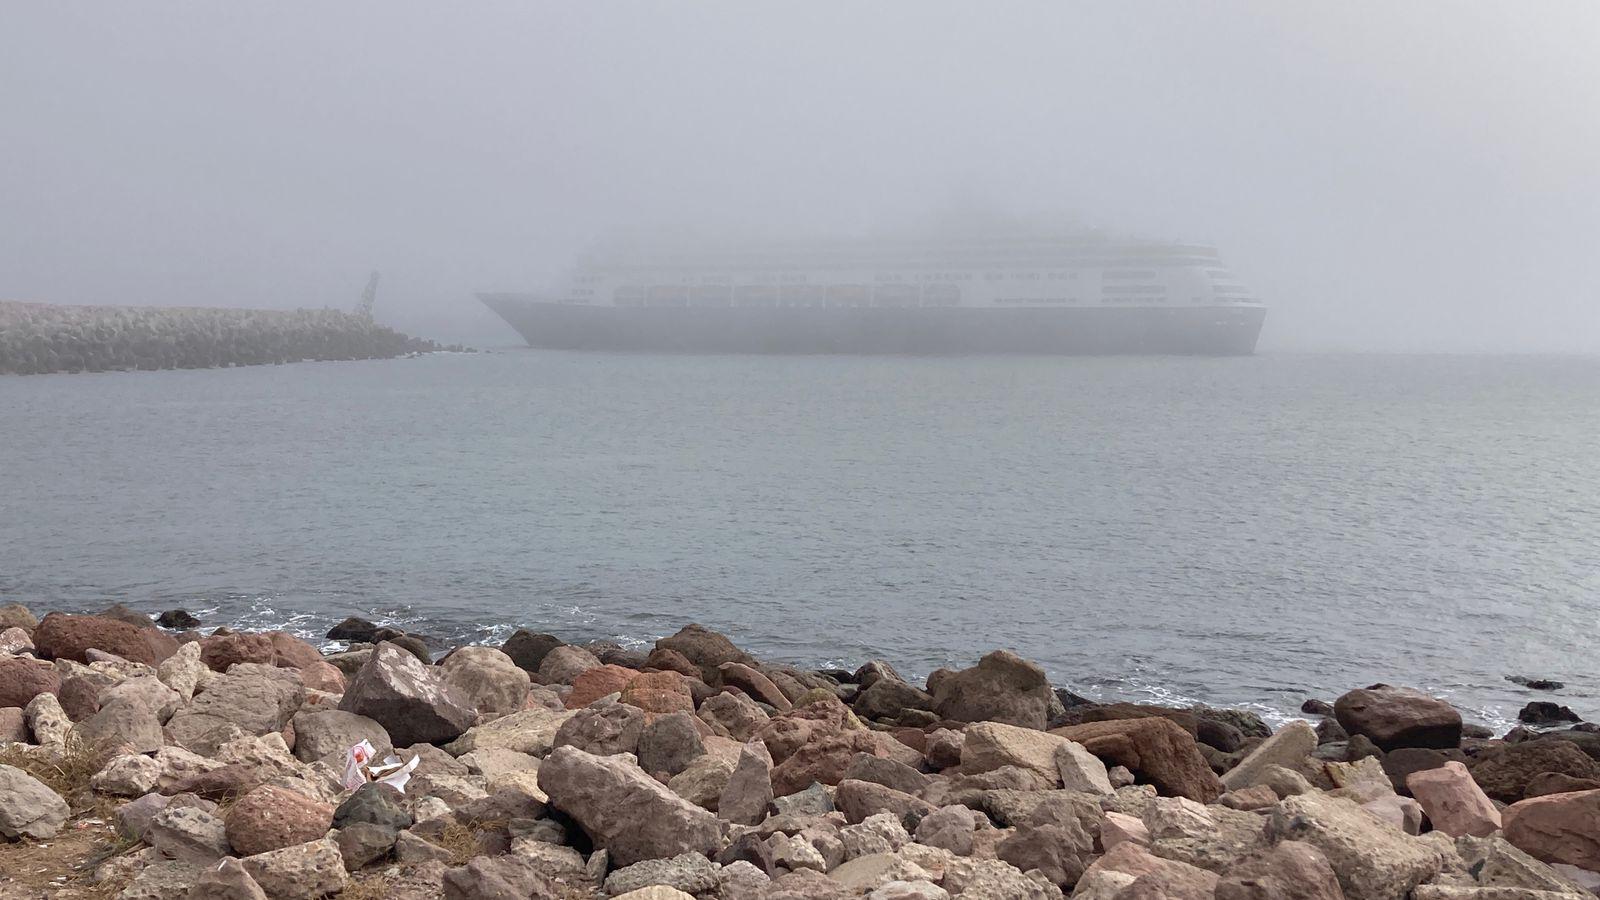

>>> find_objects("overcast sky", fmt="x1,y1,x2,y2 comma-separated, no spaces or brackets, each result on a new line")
3,2,1596,351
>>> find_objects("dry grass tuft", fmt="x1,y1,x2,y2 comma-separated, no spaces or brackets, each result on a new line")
0,733,114,806
431,818,502,866
339,872,396,900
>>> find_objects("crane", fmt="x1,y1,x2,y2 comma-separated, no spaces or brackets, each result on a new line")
357,271,380,321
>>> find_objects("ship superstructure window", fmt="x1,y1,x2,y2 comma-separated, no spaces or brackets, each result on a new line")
1102,284,1167,295
647,285,689,307
690,284,732,307
1103,270,1159,280
735,285,777,307
922,284,961,306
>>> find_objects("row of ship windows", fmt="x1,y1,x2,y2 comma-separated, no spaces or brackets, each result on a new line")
576,268,1195,287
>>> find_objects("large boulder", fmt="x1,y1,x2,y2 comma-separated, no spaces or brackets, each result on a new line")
289,708,393,763
621,670,697,715
1220,720,1317,792
655,624,752,684
33,612,178,665
538,745,724,867
537,644,603,686
552,700,646,756
438,646,530,718
961,721,1086,788
853,678,935,722
1214,841,1345,900
238,836,348,900
1501,788,1600,871
500,630,565,674
338,642,476,747
718,663,792,712
200,632,278,671
0,764,69,839
0,604,38,632
1333,685,1462,752
165,664,305,750
444,706,573,756
1052,717,1222,802
1468,739,1600,804
564,664,640,709
0,657,59,708
931,650,1053,730
225,785,335,856
1406,761,1501,837
1266,791,1441,900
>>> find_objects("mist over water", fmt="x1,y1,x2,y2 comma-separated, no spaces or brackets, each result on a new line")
3,3,1598,352
4,351,1596,728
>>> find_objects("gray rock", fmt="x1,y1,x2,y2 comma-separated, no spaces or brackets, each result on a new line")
915,804,977,855
334,822,399,870
439,646,531,718
1267,791,1441,900
637,711,706,776
239,837,349,900
290,708,393,763
540,745,725,867
1220,720,1318,792
184,856,268,900
719,740,775,825
603,852,720,896
147,804,231,862
0,763,69,839
338,643,476,747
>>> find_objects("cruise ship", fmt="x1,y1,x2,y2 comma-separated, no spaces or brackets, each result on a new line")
480,231,1266,355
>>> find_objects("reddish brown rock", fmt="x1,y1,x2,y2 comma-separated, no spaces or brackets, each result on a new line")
771,730,885,797
1052,716,1222,802
644,647,700,678
1501,788,1600,871
32,612,178,665
1333,684,1462,752
1406,760,1501,837
300,661,346,694
224,784,335,856
266,632,326,670
931,650,1054,731
1468,739,1600,804
654,624,753,684
620,670,696,715
200,632,278,671
564,664,640,709
1214,841,1344,900
0,658,59,708
719,663,792,712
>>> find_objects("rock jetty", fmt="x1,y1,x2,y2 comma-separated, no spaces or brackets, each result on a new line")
1,604,1598,899
0,301,450,375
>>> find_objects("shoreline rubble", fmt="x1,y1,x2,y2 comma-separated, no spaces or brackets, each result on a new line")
0,602,1597,899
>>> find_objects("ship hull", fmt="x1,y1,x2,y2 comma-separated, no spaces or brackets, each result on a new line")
481,296,1265,356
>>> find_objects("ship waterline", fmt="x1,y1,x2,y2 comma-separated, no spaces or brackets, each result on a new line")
481,233,1267,355
481,297,1266,355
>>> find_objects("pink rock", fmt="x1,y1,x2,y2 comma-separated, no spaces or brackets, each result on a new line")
1502,788,1600,871
1101,811,1150,850
1407,760,1502,837
718,663,792,712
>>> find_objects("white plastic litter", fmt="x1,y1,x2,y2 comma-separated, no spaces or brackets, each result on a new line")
342,740,420,792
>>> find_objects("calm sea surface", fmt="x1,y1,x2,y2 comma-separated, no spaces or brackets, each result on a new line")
3,350,1597,728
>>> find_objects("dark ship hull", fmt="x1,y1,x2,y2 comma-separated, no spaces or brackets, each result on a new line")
481,295,1265,356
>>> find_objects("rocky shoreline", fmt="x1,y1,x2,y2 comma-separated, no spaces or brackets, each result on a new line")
2,602,1598,899
0,301,462,375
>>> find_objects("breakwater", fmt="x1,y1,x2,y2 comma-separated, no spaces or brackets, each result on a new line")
0,301,447,375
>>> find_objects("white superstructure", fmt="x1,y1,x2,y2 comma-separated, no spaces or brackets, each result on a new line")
550,233,1264,312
